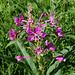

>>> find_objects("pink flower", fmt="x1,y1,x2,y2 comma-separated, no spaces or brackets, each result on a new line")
49,11,58,27
55,27,66,37
36,23,47,27
14,13,27,26
39,13,47,23
44,40,56,53
34,47,43,54
27,27,46,42
44,56,66,63
16,56,37,61
16,56,23,61
56,56,66,62
40,12,58,27
35,13,47,27
9,27,20,40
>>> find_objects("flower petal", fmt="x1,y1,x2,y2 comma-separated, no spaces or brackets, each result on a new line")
56,27,62,33
58,33,64,37
16,56,23,61
34,27,42,33
39,32,46,38
27,35,34,42
56,56,65,62
26,28,33,34
9,31,15,36
10,36,15,40
39,13,47,22
14,17,20,22
20,13,24,20
45,40,48,46
50,47,56,51
41,24,47,27
16,22,21,26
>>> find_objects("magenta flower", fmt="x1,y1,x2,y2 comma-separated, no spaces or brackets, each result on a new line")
23,25,28,29
27,27,46,42
16,56,37,61
39,13,47,23
50,11,56,23
34,47,43,54
35,13,47,27
40,11,58,27
56,56,66,62
44,40,56,53
16,56,23,61
36,23,47,27
44,56,66,63
14,13,27,26
56,27,62,33
55,27,65,37
49,11,58,27
9,27,20,40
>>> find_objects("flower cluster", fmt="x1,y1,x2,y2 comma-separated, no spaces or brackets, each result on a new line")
9,27,20,40
9,7,66,63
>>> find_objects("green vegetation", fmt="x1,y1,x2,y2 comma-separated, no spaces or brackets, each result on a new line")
0,0,75,75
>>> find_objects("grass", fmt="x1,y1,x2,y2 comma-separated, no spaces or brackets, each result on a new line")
0,0,75,75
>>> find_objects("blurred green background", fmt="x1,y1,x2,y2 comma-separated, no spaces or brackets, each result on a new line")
0,0,75,75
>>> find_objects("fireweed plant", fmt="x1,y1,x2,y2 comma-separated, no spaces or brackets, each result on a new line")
9,7,66,74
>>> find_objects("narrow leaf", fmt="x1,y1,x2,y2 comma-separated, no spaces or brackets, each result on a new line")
5,40,16,48
0,54,31,71
66,35,75,39
46,61,60,75
47,49,75,75
16,40,39,75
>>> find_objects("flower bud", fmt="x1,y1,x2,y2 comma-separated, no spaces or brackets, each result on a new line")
16,56,23,61
56,56,66,62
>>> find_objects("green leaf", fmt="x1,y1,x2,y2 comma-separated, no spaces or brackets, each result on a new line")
67,10,75,14
0,54,31,71
49,49,75,75
66,35,75,39
47,49,74,75
46,46,75,75
16,40,39,75
5,40,16,48
54,69,62,75
46,61,60,75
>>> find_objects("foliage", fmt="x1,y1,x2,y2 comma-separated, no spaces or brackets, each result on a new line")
0,0,75,75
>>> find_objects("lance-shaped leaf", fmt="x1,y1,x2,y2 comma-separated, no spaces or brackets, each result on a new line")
0,54,31,72
16,40,39,75
46,48,75,75
5,40,16,48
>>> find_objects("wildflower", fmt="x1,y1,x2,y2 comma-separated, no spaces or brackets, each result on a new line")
14,13,27,26
27,27,46,42
16,56,23,61
35,13,47,27
34,47,43,54
41,12,58,27
9,27,20,40
55,27,66,37
44,56,66,63
16,56,37,61
39,13,47,23
56,56,66,62
49,11,58,27
44,40,56,53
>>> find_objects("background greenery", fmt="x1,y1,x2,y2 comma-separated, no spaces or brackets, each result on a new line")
0,0,75,75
